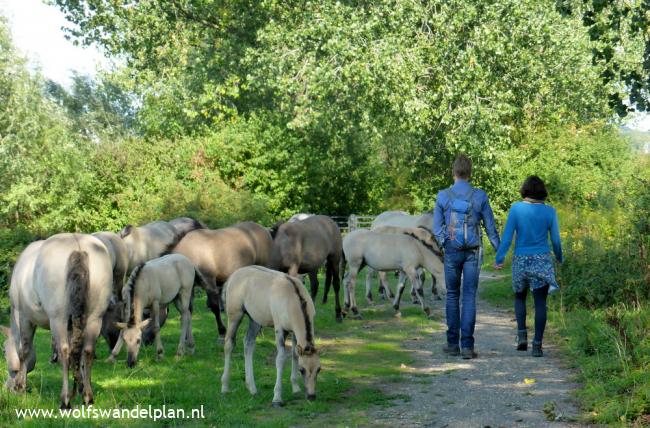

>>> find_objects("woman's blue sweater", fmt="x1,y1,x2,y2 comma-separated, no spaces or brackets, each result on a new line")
495,201,563,265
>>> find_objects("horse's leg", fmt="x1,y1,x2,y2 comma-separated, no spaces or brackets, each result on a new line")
221,309,245,393
365,267,375,303
207,281,226,336
290,334,301,394
272,329,288,407
50,318,70,409
323,264,333,304
107,330,124,362
244,320,262,395
288,264,299,278
347,267,362,319
392,271,408,312
152,301,163,360
379,271,394,299
408,268,431,318
174,298,187,358
50,335,58,364
81,317,102,405
308,271,319,301
16,315,36,394
332,257,343,322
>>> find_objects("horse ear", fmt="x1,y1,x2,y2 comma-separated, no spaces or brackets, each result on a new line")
120,225,133,238
114,322,127,330
295,344,304,356
138,319,151,330
0,325,10,337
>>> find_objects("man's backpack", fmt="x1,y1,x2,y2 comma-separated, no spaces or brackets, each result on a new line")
445,188,481,250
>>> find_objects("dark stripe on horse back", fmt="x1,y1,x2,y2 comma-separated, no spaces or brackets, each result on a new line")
126,263,145,326
403,232,444,259
286,275,314,346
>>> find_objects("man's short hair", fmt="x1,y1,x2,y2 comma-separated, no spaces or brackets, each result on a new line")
452,154,472,179
520,175,548,200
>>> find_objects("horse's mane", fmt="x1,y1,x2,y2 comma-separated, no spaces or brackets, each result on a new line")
286,275,316,354
269,221,286,239
403,230,444,260
124,263,145,326
119,225,134,238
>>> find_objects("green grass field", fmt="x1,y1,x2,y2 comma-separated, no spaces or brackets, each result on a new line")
0,274,442,427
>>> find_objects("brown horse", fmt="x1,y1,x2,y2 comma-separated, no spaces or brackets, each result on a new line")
172,221,273,335
269,215,343,322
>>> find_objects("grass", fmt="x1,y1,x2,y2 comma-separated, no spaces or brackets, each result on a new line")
0,273,442,427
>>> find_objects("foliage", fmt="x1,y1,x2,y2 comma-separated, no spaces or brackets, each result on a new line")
556,0,650,116
52,0,623,214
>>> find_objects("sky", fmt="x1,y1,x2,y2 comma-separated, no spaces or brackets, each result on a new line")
1,0,650,131
0,0,109,88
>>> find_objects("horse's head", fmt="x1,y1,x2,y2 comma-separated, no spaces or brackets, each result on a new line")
115,319,151,368
295,344,321,400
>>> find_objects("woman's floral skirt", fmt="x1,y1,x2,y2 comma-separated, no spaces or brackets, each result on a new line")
512,253,559,294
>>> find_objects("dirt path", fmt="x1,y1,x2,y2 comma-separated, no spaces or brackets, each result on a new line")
368,275,582,427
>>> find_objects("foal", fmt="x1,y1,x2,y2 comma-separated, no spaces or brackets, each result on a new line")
108,254,196,367
221,266,321,406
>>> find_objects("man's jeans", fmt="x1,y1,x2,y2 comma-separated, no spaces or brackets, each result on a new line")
444,248,481,350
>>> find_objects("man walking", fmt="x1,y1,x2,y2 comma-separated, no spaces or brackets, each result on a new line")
433,155,500,359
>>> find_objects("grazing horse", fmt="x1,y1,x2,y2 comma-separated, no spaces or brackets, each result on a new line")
269,215,343,322
221,266,321,406
49,231,129,363
168,217,206,236
172,221,273,335
108,254,199,367
2,234,112,408
342,227,444,318
368,210,437,301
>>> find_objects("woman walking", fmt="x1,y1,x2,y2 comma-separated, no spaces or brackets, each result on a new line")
494,176,563,357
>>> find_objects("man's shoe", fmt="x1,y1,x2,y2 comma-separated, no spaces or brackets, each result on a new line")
442,344,460,356
461,348,478,359
532,342,543,357
517,330,528,351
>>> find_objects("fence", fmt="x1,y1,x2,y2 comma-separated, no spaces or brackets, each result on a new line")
329,215,376,234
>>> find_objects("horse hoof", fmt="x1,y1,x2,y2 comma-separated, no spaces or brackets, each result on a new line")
352,313,363,320
394,311,402,318
392,304,400,311
272,401,284,408
60,401,71,410
50,355,58,364
85,397,94,406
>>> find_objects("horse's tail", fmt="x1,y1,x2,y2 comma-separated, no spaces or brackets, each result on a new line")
67,250,89,386
123,263,145,324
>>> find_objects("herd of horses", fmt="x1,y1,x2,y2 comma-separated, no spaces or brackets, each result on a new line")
1,211,445,408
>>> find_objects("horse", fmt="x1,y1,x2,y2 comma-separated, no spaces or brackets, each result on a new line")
108,254,200,367
120,220,180,272
341,227,444,318
288,213,314,222
172,221,273,335
168,216,207,236
221,266,321,407
269,215,343,322
367,210,438,301
365,225,447,303
2,233,113,408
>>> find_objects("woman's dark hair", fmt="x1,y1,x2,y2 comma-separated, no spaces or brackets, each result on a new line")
520,175,548,200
